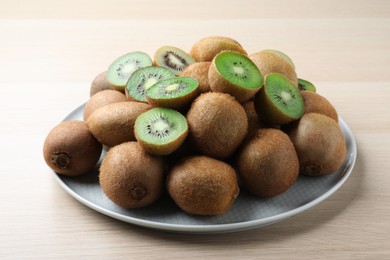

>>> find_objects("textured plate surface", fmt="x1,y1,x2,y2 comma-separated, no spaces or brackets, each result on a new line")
51,103,357,234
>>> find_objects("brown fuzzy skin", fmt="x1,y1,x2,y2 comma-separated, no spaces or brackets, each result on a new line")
288,113,347,176
190,36,247,62
83,90,127,120
237,128,299,197
301,91,338,122
43,120,102,176
99,142,164,208
180,62,211,93
250,50,298,86
90,71,115,96
254,78,304,126
86,101,151,147
209,51,262,103
186,92,248,160
167,156,239,216
242,100,266,141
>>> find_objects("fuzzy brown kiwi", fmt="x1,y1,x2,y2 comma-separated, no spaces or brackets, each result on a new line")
180,62,211,93
236,128,299,197
167,156,239,216
250,50,298,86
287,113,347,176
43,120,102,176
186,92,248,160
83,90,127,120
90,71,115,96
86,101,151,147
301,90,338,122
242,100,267,141
99,141,164,208
190,36,247,62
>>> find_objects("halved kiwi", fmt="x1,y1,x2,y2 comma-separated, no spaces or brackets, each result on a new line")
134,107,188,155
145,77,199,111
154,46,195,75
107,51,152,92
254,73,304,125
125,66,175,102
298,78,317,92
209,51,263,103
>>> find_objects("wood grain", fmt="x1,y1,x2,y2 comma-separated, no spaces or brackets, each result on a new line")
1,0,389,259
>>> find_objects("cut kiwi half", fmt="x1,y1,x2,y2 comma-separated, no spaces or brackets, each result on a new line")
107,51,152,92
154,46,195,75
134,107,188,156
209,51,263,103
254,73,304,125
298,78,317,92
125,66,175,102
145,76,199,110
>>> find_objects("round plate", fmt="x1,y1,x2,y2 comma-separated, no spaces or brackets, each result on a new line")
51,103,357,234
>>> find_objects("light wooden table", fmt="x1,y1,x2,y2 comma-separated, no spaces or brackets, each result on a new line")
1,0,389,259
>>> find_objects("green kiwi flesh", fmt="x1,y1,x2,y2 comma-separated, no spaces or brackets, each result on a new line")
298,78,317,92
134,107,188,155
126,66,175,102
107,51,152,91
154,46,195,75
145,76,199,110
99,141,164,208
43,120,102,176
167,156,239,215
254,73,304,125
209,51,263,103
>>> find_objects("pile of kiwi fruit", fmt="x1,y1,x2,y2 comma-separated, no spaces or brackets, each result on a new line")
43,36,347,216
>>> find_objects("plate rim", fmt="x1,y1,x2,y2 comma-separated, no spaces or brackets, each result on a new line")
50,103,357,234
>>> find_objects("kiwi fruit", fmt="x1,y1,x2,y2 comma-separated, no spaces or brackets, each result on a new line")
298,78,316,92
83,90,127,120
186,92,248,160
254,73,304,125
190,36,247,62
236,128,299,197
209,51,263,103
242,100,266,141
107,51,152,92
250,50,298,86
86,101,151,147
125,66,175,102
287,113,347,176
90,71,115,96
154,46,195,75
145,76,199,111
134,107,188,156
43,120,102,176
167,156,239,215
301,90,338,122
180,62,211,93
99,141,164,208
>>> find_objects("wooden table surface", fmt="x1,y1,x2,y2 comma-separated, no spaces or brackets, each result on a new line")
1,0,389,259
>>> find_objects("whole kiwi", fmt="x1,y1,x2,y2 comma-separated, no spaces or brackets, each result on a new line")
167,156,239,216
99,142,164,208
288,113,347,176
236,128,299,197
43,120,102,176
301,90,338,122
86,101,151,147
190,36,247,62
83,90,127,120
90,71,115,96
249,50,298,86
180,62,211,93
186,92,248,160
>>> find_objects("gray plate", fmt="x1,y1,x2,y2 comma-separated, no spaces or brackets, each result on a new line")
51,103,357,234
